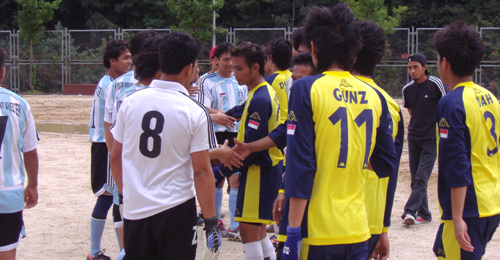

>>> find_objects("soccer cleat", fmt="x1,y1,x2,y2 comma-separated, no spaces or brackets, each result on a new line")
87,249,111,260
218,220,228,237
226,227,242,242
416,216,431,224
403,214,416,225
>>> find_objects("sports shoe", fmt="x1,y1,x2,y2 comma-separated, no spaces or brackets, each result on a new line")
403,214,416,225
416,216,431,224
226,227,242,242
87,250,111,260
218,220,228,237
266,225,275,233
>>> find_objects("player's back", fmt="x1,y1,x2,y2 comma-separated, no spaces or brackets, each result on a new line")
286,71,390,245
437,81,500,220
265,70,291,124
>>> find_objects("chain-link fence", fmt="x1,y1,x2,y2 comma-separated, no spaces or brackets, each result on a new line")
1,27,499,97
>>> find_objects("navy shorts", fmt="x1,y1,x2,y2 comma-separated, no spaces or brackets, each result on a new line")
301,239,369,260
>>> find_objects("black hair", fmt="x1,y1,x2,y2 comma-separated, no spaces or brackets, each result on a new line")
133,35,163,80
214,42,234,59
159,31,201,75
292,27,306,51
433,20,484,77
304,4,362,72
130,30,158,57
102,39,129,69
353,21,386,77
292,52,318,75
267,38,293,70
231,42,266,77
0,47,5,69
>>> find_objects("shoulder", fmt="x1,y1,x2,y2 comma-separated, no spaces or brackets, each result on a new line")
402,80,415,93
428,76,447,94
265,73,278,84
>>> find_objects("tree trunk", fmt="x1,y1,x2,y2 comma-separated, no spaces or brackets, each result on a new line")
29,39,34,91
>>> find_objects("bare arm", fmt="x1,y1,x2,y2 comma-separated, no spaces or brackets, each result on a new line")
192,150,216,219
451,186,474,252
232,136,277,159
23,149,39,209
211,110,236,129
288,197,308,228
104,122,114,151
110,141,123,193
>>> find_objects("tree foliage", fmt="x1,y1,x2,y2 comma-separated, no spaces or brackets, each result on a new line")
341,0,407,34
16,0,61,44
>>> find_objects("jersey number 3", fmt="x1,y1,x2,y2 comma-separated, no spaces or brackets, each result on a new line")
139,111,164,158
329,107,373,169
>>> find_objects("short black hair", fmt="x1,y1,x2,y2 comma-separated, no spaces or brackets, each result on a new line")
214,42,234,59
231,42,266,77
103,39,129,69
133,35,163,80
304,4,362,72
433,20,484,77
159,31,201,75
0,47,5,69
353,21,386,77
292,27,306,51
267,38,293,70
130,30,158,57
292,52,318,75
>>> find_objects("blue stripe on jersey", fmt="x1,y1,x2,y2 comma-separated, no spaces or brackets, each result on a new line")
180,91,218,149
89,75,113,142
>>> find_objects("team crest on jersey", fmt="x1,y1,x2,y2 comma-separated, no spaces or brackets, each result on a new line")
287,124,296,135
248,119,260,130
250,112,261,121
340,79,353,88
439,118,450,128
439,128,449,139
287,111,297,122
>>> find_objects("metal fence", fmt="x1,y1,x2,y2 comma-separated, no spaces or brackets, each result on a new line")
1,27,499,97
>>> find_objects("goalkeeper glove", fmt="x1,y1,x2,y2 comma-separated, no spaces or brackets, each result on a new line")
203,216,222,259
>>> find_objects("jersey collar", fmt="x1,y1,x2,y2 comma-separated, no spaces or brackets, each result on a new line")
453,81,474,90
149,79,189,95
250,81,268,93
322,71,352,78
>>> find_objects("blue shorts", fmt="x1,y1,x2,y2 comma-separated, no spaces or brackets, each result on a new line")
301,239,369,260
433,214,500,259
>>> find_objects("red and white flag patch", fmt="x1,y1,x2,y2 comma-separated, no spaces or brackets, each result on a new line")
220,92,226,97
248,119,260,130
439,128,448,139
287,124,296,135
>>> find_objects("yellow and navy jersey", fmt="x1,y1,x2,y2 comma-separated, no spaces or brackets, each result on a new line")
356,76,404,235
285,71,396,245
265,70,291,124
437,81,500,220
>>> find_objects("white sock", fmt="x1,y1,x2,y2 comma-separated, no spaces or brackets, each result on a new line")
261,236,276,260
243,241,264,260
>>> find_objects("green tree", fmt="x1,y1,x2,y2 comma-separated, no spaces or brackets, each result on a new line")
341,0,407,34
16,0,61,91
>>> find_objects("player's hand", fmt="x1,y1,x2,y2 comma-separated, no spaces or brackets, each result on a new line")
371,232,389,260
24,184,38,209
118,193,124,219
282,226,302,260
273,193,285,224
187,86,200,97
453,218,474,252
212,111,236,129
203,216,222,259
232,138,251,159
218,140,244,170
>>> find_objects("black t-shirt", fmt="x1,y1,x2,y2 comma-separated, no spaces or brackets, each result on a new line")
403,76,447,140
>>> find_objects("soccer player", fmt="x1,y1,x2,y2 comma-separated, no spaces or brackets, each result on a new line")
88,39,131,260
401,52,447,225
289,52,317,96
110,31,221,259
432,20,500,260
0,47,38,260
264,38,292,124
198,42,248,239
215,42,283,260
282,4,396,260
351,20,404,260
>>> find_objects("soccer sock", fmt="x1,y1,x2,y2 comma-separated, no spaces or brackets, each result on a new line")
243,241,264,260
116,249,126,260
215,187,223,220
229,187,239,230
90,195,113,255
261,236,276,260
114,227,122,250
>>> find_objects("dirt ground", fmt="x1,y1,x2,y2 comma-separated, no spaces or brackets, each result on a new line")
14,94,500,259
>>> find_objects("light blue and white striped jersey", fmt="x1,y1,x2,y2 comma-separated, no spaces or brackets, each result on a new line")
112,84,148,124
200,72,247,132
0,88,38,213
89,75,113,142
104,71,138,124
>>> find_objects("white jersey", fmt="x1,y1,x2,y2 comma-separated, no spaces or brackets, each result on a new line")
111,79,217,220
112,84,148,124
0,88,38,213
199,72,247,132
89,75,113,142
104,71,138,124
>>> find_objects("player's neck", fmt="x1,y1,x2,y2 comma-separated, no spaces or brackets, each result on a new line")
416,75,428,84
324,62,344,72
445,75,473,91
247,76,265,90
217,70,232,78
107,68,123,80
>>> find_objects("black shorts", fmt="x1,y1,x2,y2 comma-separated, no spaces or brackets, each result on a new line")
123,198,197,260
91,142,112,195
215,132,237,147
0,211,23,251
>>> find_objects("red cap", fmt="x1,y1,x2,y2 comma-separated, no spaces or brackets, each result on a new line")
210,46,217,58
